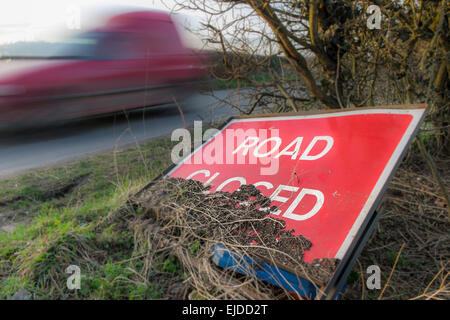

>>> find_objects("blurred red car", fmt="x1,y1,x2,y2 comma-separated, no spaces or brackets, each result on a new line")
0,10,209,129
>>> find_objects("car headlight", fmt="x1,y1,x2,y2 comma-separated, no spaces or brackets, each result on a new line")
0,85,25,96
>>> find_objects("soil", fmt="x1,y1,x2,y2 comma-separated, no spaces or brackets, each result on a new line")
132,177,340,286
0,210,28,232
0,174,90,233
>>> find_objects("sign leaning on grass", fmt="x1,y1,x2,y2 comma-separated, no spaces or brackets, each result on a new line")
164,105,427,299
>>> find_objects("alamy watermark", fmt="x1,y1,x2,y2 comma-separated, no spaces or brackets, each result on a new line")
66,4,82,30
66,265,81,290
367,4,382,30
366,265,381,290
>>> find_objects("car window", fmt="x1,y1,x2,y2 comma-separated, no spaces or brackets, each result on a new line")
53,32,143,60
95,33,143,60
55,33,104,59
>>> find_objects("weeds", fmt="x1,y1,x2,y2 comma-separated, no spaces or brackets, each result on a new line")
0,135,175,299
0,130,448,300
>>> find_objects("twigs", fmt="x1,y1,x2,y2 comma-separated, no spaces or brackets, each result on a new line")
378,242,406,300
335,47,345,109
356,259,365,300
344,150,449,299
129,177,340,299
416,137,450,217
411,261,450,300
173,97,188,130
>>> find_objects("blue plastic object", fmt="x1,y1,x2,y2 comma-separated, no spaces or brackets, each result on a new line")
211,244,319,298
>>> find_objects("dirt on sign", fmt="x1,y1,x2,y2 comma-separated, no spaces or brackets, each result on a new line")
130,177,339,293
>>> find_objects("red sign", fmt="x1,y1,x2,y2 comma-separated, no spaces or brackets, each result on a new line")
167,107,426,263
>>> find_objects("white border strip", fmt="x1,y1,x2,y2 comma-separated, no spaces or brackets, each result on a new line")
166,108,426,260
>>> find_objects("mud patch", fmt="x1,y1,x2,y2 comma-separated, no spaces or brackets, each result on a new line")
127,177,339,296
0,210,30,232
0,174,91,233
0,173,90,207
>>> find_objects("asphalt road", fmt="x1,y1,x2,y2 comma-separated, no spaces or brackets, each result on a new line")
0,89,253,177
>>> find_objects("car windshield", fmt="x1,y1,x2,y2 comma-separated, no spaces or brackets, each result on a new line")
0,32,129,60
0,31,141,60
53,32,106,59
54,32,138,60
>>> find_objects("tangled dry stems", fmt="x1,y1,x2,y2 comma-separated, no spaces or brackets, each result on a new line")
343,155,449,300
111,177,339,299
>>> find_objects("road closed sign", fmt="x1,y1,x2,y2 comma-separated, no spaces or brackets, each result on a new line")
165,105,427,296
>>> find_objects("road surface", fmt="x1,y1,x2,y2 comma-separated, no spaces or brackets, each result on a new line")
0,89,256,177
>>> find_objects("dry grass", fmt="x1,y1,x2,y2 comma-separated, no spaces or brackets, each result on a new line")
343,153,449,300
99,148,449,300
1,125,447,300
103,177,341,300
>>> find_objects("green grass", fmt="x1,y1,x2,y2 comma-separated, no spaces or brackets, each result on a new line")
0,123,446,300
0,135,177,299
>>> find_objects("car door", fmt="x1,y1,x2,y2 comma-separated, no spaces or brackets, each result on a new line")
73,32,149,116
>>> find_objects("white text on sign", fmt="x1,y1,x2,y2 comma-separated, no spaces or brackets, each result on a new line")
186,169,325,222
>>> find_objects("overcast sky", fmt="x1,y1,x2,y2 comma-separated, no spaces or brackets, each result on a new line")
0,0,205,44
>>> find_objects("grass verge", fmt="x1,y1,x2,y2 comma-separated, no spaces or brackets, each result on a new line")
0,135,176,299
0,132,448,300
